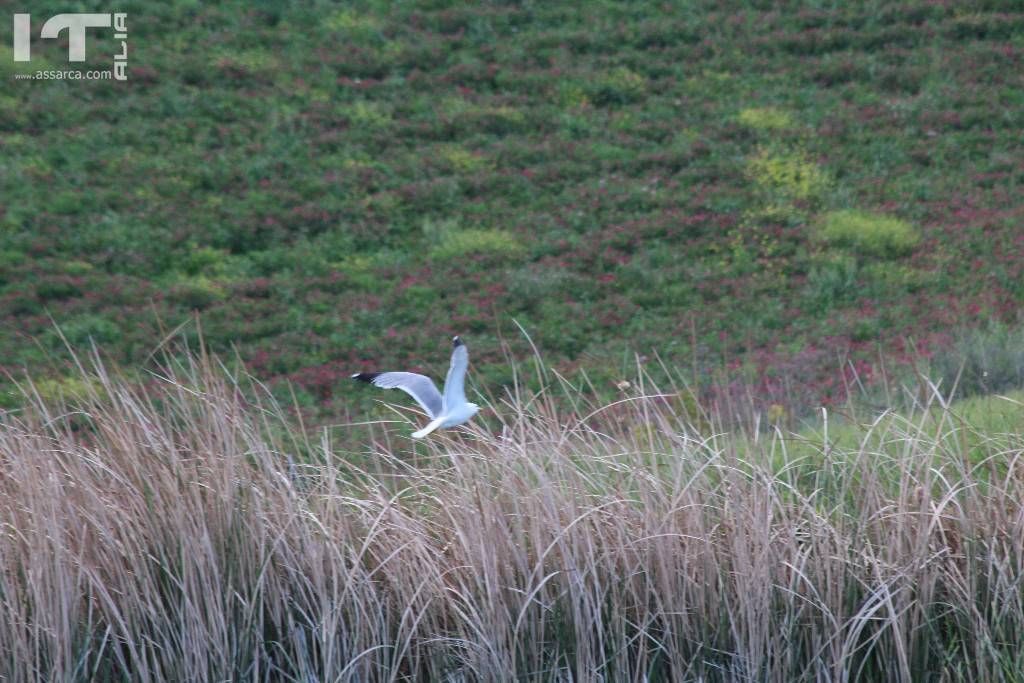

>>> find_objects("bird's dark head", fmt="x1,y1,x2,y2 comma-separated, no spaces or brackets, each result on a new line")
452,335,464,348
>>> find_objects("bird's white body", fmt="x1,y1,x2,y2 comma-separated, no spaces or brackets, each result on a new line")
411,402,480,438
353,336,480,438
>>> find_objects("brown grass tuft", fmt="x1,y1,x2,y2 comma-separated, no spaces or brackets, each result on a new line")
0,351,1022,681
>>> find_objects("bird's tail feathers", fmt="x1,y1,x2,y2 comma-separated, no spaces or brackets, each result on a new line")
412,416,445,439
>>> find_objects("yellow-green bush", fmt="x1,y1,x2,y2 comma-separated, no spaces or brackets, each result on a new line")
31,376,105,404
222,49,276,73
438,145,493,174
736,107,793,131
430,228,524,262
325,9,383,44
557,82,591,109
461,105,526,133
183,246,231,276
343,100,392,130
61,260,94,276
817,210,921,259
334,254,386,291
744,203,807,227
590,67,647,104
746,149,830,202
170,276,226,309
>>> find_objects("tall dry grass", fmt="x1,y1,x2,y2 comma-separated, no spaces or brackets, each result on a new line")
0,350,1022,682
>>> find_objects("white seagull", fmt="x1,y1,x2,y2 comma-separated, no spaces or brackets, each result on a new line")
352,336,480,438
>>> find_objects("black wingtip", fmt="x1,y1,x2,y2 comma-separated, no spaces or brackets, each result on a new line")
452,335,464,347
352,372,379,383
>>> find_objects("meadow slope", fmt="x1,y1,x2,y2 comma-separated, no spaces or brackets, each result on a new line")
1,1,1023,421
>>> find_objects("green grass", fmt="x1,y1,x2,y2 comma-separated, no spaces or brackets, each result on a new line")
775,389,1024,475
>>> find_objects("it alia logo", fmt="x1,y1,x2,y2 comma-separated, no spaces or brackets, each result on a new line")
12,13,127,81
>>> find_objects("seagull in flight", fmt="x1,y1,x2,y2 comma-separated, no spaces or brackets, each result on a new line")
352,336,480,438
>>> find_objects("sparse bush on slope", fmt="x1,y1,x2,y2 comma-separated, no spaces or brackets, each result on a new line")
928,322,1024,397
0,353,1022,681
817,209,921,259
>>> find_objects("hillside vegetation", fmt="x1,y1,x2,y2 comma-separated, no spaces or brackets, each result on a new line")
2,1,1023,420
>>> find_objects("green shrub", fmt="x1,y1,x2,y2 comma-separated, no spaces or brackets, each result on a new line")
557,82,591,109
929,323,1024,397
56,315,120,346
744,203,807,227
588,142,632,164
169,276,226,309
36,278,81,301
455,105,527,134
423,218,524,262
334,254,388,291
0,94,29,131
817,210,920,259
183,246,231,276
558,112,594,139
430,228,524,262
31,375,105,404
0,250,26,271
61,260,94,276
508,265,581,309
215,48,277,77
803,253,858,313
747,149,831,202
861,261,934,294
0,45,52,78
438,145,493,174
342,100,392,130
325,9,384,44
736,107,793,131
589,67,647,105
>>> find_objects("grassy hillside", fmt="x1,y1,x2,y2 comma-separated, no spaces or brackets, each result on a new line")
2,2,1023,419
2,354,1023,681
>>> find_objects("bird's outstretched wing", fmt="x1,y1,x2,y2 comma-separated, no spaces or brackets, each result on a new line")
352,372,442,418
442,336,469,411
